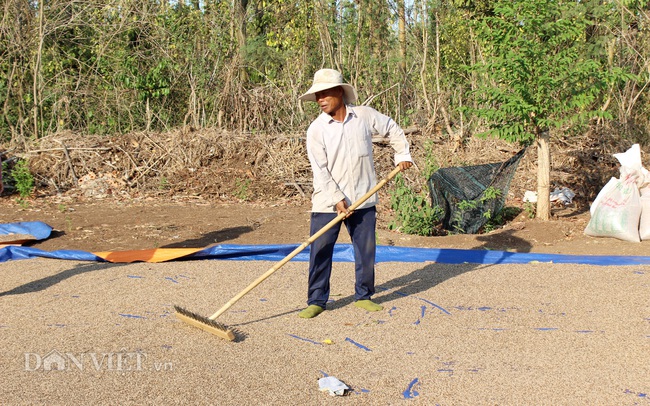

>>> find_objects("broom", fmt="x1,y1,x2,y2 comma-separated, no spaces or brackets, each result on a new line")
174,165,403,341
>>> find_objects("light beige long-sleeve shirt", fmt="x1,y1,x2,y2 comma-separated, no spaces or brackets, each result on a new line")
306,104,412,213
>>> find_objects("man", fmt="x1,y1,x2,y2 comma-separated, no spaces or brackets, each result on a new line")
298,68,413,319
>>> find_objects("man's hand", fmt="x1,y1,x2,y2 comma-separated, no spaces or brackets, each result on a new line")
398,161,413,171
335,200,352,218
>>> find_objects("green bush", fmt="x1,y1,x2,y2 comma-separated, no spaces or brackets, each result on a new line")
11,159,35,199
388,174,443,236
482,206,522,233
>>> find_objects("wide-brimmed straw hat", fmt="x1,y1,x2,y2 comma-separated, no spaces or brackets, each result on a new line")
299,69,358,103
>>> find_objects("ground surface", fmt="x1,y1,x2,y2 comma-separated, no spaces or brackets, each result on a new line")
1,196,649,405
1,193,649,257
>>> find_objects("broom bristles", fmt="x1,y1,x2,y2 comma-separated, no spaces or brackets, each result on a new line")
174,305,236,341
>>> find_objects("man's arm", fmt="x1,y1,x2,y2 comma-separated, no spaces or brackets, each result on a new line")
364,107,413,166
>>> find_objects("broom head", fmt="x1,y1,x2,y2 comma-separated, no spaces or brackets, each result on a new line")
174,305,236,341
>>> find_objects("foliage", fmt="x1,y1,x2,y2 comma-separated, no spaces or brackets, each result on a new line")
482,206,522,233
234,177,252,201
421,139,441,178
1,160,8,190
388,173,443,236
9,159,34,199
387,139,448,236
523,201,536,219
450,186,502,233
466,0,629,143
0,0,647,141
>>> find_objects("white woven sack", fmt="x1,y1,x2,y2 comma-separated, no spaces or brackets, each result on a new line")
639,187,650,240
585,175,641,242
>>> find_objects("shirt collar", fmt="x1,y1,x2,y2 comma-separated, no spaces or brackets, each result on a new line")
318,104,356,124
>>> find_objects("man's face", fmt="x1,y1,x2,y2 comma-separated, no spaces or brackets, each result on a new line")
315,87,344,116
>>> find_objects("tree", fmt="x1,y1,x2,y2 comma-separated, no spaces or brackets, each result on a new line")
1,0,647,150
398,0,406,73
467,0,621,220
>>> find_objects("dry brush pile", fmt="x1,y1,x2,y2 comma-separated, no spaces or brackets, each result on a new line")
9,129,309,200
0,126,634,212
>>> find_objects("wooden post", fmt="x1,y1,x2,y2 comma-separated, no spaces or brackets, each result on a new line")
536,130,551,220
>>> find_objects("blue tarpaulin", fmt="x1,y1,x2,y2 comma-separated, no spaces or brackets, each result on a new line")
0,246,103,263
2,220,649,266
0,221,52,241
2,243,650,266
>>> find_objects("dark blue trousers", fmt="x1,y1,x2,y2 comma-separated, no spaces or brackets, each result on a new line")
306,206,377,308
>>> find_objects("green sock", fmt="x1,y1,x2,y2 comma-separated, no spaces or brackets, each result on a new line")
298,305,324,319
354,300,383,312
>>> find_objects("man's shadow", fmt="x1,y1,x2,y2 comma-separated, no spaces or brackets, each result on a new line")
0,223,260,297
162,226,256,248
471,229,533,253
0,262,124,297
328,230,533,310
328,262,477,310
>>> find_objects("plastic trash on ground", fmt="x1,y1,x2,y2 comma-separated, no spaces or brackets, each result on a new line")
550,188,575,205
523,188,575,205
318,376,350,396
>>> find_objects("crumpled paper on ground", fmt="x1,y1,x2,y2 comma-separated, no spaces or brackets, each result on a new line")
523,190,538,203
318,376,350,396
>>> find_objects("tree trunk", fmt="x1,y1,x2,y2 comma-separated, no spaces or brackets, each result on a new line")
398,0,406,73
352,0,363,87
3,61,17,141
32,0,44,139
234,0,249,83
315,0,337,70
536,130,551,220
146,97,151,132
434,10,454,140
419,1,432,114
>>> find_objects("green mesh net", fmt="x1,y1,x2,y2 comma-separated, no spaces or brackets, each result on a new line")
428,148,526,234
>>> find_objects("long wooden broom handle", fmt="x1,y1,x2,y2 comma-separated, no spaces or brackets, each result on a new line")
209,165,403,320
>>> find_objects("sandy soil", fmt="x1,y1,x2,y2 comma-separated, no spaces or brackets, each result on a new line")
1,194,649,257
1,196,649,405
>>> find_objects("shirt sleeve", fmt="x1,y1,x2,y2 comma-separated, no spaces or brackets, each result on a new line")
368,108,412,165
